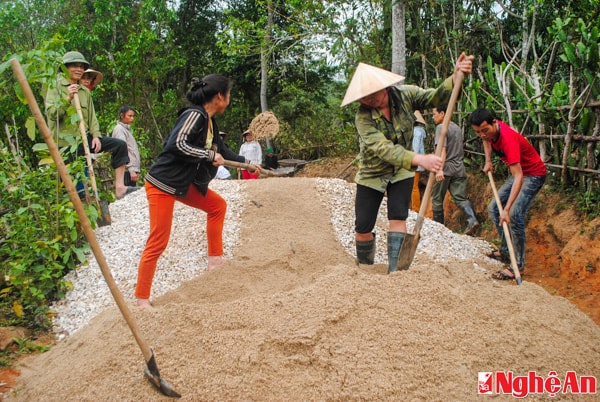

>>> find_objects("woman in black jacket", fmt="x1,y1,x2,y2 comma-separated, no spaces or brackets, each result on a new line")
135,75,261,308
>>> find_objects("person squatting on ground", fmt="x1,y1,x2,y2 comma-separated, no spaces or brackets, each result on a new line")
264,147,279,170
470,108,547,281
238,130,262,179
341,53,475,274
44,51,136,199
111,105,141,186
431,104,479,235
135,75,261,308
411,111,427,211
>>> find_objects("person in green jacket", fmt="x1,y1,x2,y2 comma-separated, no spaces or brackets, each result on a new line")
44,51,137,199
341,53,474,274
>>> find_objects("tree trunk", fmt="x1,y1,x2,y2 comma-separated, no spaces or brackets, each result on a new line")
420,53,428,87
260,1,274,150
260,1,273,113
260,47,269,112
561,65,576,185
391,0,406,76
586,108,600,188
530,66,547,162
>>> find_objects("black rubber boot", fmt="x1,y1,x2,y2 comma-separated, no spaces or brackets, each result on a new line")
356,232,376,265
387,232,405,274
462,202,480,235
433,210,445,225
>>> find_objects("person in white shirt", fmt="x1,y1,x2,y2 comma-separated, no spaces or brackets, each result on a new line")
238,130,262,179
111,105,141,186
215,165,231,179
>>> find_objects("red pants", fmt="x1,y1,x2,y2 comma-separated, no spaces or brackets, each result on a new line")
241,170,259,180
135,181,226,299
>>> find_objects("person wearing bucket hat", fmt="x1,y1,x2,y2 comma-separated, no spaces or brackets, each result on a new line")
342,52,474,274
44,50,137,199
62,51,90,69
80,68,103,91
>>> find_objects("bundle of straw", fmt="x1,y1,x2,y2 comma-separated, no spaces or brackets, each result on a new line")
248,111,279,140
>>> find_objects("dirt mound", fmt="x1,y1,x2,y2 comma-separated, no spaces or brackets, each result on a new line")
7,178,600,401
300,157,600,326
444,174,600,325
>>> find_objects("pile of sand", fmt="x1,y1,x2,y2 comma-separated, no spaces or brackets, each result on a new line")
8,178,600,401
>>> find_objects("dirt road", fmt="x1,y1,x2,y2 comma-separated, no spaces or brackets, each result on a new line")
8,178,600,401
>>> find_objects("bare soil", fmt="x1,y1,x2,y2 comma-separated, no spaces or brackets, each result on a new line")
2,158,600,401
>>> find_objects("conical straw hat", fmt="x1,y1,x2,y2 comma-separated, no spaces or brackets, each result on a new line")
414,110,426,125
82,69,103,90
341,63,404,107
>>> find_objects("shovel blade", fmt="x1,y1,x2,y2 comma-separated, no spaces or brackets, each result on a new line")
144,352,181,398
97,199,112,227
144,368,181,398
397,233,419,271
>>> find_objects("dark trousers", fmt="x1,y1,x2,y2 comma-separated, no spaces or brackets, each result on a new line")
124,171,138,186
71,136,128,197
355,178,413,234
75,135,129,169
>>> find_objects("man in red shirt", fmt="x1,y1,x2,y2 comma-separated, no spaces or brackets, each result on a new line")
470,108,547,280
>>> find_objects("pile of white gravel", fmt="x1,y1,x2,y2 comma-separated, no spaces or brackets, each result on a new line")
51,178,500,339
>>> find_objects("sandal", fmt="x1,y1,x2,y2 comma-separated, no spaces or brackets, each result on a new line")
486,250,509,263
117,186,140,199
491,267,524,281
491,268,515,280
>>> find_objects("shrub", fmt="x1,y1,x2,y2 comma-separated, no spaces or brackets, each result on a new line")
0,157,92,330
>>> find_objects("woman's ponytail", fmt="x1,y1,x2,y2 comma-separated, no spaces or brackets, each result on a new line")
186,74,232,106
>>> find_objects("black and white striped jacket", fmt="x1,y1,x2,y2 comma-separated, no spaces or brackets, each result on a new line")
146,106,246,196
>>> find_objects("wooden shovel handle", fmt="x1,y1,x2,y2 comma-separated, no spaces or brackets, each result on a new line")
415,71,465,233
10,58,155,361
487,171,523,285
72,93,100,197
224,159,258,172
223,160,286,177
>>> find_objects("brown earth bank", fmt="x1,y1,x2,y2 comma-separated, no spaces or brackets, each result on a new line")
1,157,599,401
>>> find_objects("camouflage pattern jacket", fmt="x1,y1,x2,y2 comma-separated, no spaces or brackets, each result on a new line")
353,76,453,193
44,75,101,140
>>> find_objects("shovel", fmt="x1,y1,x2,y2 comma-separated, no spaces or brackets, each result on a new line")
223,159,288,177
487,171,523,285
73,92,111,226
396,71,464,271
10,58,181,398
